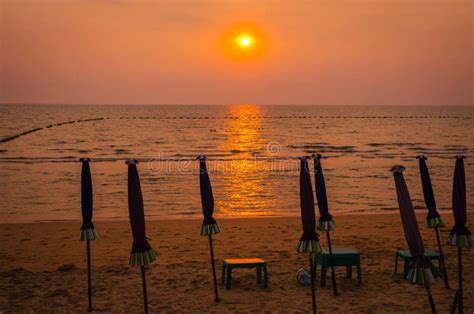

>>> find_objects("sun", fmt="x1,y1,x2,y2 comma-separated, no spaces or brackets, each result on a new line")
236,34,253,49
219,23,267,62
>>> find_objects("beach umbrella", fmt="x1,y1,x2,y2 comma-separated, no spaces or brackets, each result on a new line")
126,159,158,314
448,156,473,314
297,157,321,314
391,165,439,314
416,155,449,288
197,155,221,302
313,154,338,296
79,157,98,312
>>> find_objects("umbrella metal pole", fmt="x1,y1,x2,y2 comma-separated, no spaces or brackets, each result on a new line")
141,266,148,314
449,247,464,314
425,284,437,314
434,227,449,289
326,232,339,296
450,290,460,314
309,253,317,314
457,247,463,314
208,234,219,302
86,240,92,312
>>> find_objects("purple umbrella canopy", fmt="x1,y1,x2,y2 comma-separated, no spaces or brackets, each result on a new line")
391,165,440,285
448,156,474,248
313,154,335,232
127,159,158,266
416,155,445,229
197,156,221,236
79,158,98,241
297,157,321,254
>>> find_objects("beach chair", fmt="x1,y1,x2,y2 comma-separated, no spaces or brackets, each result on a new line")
394,249,443,279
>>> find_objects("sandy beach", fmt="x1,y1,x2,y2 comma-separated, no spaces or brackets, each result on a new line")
0,213,472,313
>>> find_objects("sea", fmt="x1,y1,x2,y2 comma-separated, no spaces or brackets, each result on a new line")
0,104,472,223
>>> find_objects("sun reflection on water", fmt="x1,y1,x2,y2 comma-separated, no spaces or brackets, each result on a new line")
217,104,273,216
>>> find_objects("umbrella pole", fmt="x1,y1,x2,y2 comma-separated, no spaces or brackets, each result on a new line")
434,227,450,289
141,266,148,314
326,231,339,296
457,247,463,314
86,240,92,312
449,248,464,314
309,253,317,314
424,284,437,314
208,234,219,302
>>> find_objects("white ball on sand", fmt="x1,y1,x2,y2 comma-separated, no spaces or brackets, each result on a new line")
296,268,312,286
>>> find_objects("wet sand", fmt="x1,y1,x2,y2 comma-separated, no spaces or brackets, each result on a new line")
0,214,472,312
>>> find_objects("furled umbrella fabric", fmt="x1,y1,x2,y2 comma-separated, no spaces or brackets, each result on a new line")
417,155,445,228
391,165,439,285
198,155,221,236
127,159,157,267
448,156,474,248
297,157,321,254
313,154,335,232
79,158,98,241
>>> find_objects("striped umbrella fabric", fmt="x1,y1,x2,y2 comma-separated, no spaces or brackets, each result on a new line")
448,156,473,248
391,165,439,285
198,156,221,236
313,154,335,232
79,158,98,241
417,155,445,228
127,159,157,266
197,155,220,303
391,165,438,313
297,157,321,254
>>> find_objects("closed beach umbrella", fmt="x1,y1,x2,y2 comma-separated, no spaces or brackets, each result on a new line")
79,157,98,312
313,154,338,296
417,156,445,228
391,165,438,314
297,157,321,314
126,159,157,314
197,155,220,302
448,156,473,314
416,155,449,288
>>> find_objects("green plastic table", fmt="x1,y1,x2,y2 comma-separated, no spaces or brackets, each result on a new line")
222,258,268,289
394,249,442,279
315,247,361,287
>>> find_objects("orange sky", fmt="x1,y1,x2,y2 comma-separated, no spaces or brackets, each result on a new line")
0,0,472,105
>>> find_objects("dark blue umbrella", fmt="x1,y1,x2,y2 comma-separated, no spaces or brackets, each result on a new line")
126,159,157,314
297,157,321,314
79,157,97,312
197,155,220,302
391,165,438,314
313,154,338,296
80,158,98,241
417,156,445,228
416,155,449,288
448,156,473,247
448,156,473,314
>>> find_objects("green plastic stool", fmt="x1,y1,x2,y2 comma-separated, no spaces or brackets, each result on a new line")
315,247,361,287
222,258,268,289
394,249,443,279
